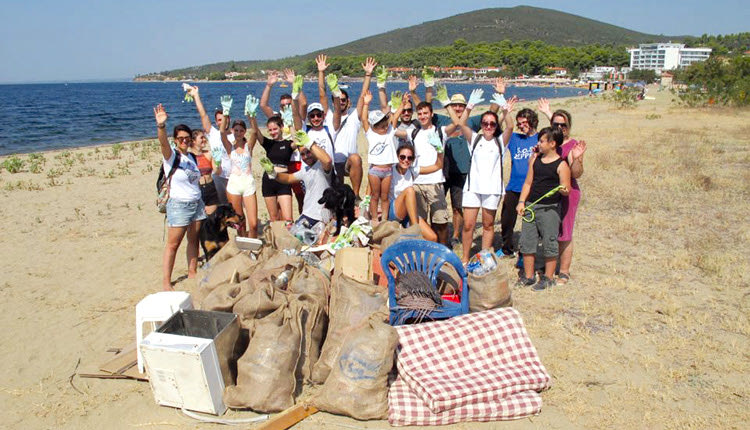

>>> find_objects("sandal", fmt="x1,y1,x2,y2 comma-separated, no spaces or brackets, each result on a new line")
557,273,571,284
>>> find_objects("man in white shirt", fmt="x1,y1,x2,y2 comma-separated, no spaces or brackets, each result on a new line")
325,89,363,201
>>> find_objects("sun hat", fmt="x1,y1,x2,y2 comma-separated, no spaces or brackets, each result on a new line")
447,94,467,106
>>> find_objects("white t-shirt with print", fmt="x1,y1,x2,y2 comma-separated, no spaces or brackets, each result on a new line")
390,164,419,200
163,151,202,201
303,125,336,164
464,132,506,196
293,161,332,223
207,125,234,179
409,125,447,185
365,127,397,166
325,107,361,163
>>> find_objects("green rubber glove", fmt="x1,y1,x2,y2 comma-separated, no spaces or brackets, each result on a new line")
259,157,276,178
326,74,341,98
245,94,259,117
376,65,388,89
220,95,233,117
182,83,193,103
291,75,303,99
435,84,450,107
427,129,444,154
294,130,313,149
389,91,403,111
422,67,435,88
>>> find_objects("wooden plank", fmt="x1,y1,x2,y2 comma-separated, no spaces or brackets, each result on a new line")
255,404,319,430
100,343,138,374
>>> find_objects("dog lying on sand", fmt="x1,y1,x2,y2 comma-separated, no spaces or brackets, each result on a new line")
318,183,357,236
199,204,242,261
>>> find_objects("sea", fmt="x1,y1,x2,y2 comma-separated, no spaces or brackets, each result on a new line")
0,81,585,156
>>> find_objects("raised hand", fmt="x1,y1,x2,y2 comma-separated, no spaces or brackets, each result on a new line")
537,98,552,118
426,129,444,153
266,71,279,86
490,92,508,108
220,95,233,116
283,68,295,84
182,83,195,103
571,140,587,159
376,65,388,89
259,157,275,177
467,88,485,109
422,67,435,88
435,84,450,107
294,130,313,149
389,91,403,111
153,104,168,126
316,54,328,72
280,105,294,127
326,74,341,98
408,75,418,92
292,75,303,100
363,90,373,104
504,95,519,113
362,57,378,75
245,94,259,117
494,77,507,94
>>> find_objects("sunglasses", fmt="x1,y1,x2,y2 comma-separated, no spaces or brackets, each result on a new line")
175,136,192,143
309,112,323,119
481,121,498,128
403,109,413,113
552,122,568,128
399,154,415,161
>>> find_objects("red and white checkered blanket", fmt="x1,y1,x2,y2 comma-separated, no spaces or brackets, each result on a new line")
388,308,551,426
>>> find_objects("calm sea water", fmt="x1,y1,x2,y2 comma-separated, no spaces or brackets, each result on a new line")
0,81,584,156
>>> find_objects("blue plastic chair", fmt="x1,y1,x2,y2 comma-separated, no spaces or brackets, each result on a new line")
381,239,469,325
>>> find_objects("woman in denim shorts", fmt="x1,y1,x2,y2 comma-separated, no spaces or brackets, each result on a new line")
154,103,206,291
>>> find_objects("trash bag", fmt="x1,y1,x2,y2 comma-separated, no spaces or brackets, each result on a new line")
264,221,302,251
200,252,258,291
312,274,388,384
380,224,423,251
313,311,397,420
288,265,331,384
223,305,302,412
288,264,331,311
469,253,512,312
232,283,289,332
371,221,401,245
201,276,255,312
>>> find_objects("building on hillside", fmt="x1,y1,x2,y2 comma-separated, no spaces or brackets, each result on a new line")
579,66,617,81
547,67,567,77
628,43,711,73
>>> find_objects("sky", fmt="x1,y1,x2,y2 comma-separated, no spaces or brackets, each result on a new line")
0,0,747,84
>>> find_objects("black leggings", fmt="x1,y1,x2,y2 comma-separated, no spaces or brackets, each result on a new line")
499,190,521,254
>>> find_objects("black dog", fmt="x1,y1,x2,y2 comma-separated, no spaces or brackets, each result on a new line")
199,204,242,262
318,183,357,236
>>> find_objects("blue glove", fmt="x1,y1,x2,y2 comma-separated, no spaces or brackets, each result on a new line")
426,129,444,154
280,105,294,126
490,93,508,108
245,94,259,117
467,89,485,109
220,95,233,116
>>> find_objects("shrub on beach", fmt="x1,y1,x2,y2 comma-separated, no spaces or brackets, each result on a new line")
2,156,25,173
672,56,750,107
605,87,639,109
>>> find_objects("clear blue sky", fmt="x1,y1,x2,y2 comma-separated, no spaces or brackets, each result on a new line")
0,0,747,83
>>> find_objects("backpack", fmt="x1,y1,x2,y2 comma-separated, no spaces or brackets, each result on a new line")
155,152,197,213
465,134,503,193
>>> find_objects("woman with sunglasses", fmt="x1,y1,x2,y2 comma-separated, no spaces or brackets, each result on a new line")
388,144,441,242
448,97,516,264
153,104,205,291
538,100,587,283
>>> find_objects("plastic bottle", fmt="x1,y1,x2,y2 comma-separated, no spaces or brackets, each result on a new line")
479,249,497,273
274,270,292,288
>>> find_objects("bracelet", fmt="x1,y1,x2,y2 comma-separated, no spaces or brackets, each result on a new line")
365,74,372,77
157,123,166,129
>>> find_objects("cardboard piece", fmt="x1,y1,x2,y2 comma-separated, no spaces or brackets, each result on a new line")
79,343,149,382
333,247,372,283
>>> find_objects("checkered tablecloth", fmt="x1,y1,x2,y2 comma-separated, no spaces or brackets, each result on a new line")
388,307,550,426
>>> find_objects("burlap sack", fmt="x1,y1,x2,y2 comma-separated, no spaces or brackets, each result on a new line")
313,311,397,420
232,283,289,332
223,305,302,412
312,274,388,384
202,252,258,290
290,294,327,386
208,239,241,265
288,264,331,311
380,224,423,251
264,221,302,251
251,251,304,289
371,221,401,244
468,254,512,312
201,277,255,312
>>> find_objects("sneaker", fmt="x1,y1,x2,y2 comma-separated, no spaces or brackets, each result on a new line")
499,249,515,258
516,275,536,287
450,237,461,248
532,275,556,292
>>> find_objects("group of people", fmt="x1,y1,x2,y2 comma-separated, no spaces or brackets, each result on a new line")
154,55,586,292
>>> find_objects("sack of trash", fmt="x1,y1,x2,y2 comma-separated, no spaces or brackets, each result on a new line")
264,221,302,251
288,265,330,384
223,305,302,412
312,273,388,384
380,224,423,250
371,221,401,245
201,272,255,312
313,311,397,420
232,283,289,332
468,253,512,312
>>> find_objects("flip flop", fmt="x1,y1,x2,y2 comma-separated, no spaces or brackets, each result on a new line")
557,273,571,284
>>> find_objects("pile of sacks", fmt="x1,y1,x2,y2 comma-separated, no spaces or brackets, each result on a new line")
193,220,528,422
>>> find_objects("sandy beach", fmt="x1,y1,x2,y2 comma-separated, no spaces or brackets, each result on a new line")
1,89,748,429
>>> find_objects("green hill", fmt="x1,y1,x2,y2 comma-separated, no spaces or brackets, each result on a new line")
140,6,677,79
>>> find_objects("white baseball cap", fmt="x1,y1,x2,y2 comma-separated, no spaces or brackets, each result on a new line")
368,110,388,126
306,102,324,114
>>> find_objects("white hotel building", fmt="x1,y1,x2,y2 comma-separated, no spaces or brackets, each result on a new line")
628,43,712,73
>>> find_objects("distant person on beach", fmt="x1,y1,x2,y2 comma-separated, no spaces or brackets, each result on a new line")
153,104,205,291
218,96,258,238
516,127,571,291
251,114,295,222
499,106,540,256
266,131,333,227
260,70,306,213
388,143,440,242
538,100,587,283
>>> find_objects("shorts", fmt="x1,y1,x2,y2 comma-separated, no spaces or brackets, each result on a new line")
368,165,392,179
413,183,450,224
334,161,352,178
226,174,256,197
262,173,292,197
200,181,220,206
212,174,229,205
462,191,502,210
387,197,410,227
288,162,305,196
558,187,581,241
166,198,207,228
445,173,467,211
519,204,561,258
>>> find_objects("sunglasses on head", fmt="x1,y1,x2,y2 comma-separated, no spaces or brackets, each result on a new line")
398,154,415,161
309,111,323,119
552,122,568,128
481,121,497,128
